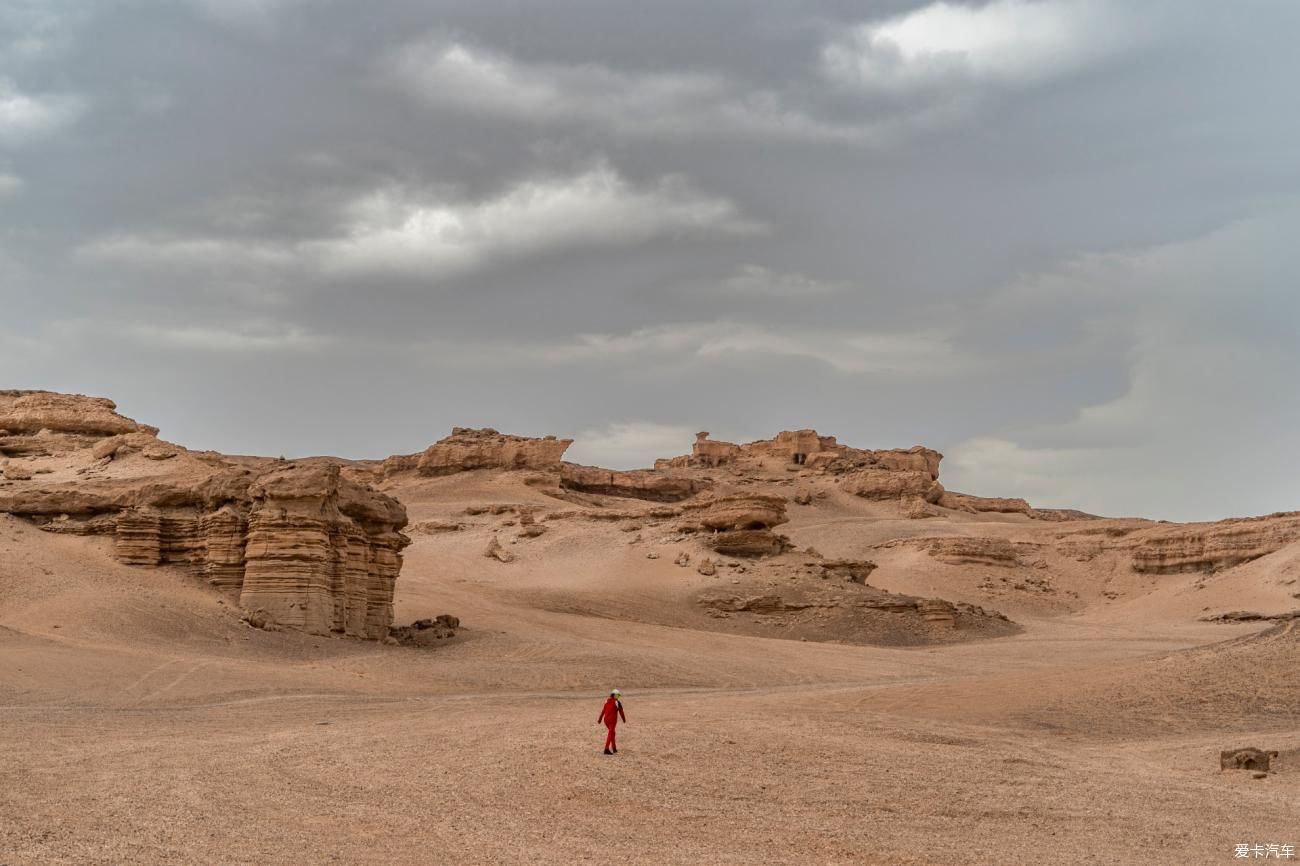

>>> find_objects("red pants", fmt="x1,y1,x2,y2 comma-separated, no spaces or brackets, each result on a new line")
603,723,618,751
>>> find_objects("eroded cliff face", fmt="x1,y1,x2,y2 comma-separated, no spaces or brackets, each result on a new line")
1126,513,1300,574
0,392,408,640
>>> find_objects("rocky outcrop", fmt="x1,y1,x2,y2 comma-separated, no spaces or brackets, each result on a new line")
845,469,943,503
388,614,459,647
484,535,515,563
687,431,741,467
385,427,572,477
559,463,707,502
1220,748,1278,772
700,594,815,614
655,429,943,478
0,391,155,438
939,491,1032,515
707,529,793,558
812,559,878,583
1128,513,1300,574
876,536,1020,567
239,463,407,640
677,493,792,558
0,394,410,641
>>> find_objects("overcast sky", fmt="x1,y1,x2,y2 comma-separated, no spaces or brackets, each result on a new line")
2,0,1297,521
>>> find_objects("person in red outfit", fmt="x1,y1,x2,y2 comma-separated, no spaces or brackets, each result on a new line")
597,689,626,755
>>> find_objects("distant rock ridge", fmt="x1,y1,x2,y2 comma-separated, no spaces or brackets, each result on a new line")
383,427,572,477
0,391,408,640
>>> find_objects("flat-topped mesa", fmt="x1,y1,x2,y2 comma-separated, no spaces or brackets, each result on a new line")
384,427,572,477
0,391,409,640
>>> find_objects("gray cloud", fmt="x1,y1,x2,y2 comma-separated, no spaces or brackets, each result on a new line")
2,0,1298,520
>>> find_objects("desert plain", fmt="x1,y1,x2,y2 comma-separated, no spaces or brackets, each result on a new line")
1,391,1297,865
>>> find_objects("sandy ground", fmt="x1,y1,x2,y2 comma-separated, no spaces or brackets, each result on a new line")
3,470,1299,865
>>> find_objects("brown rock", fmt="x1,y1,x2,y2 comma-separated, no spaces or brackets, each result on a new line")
389,614,460,647
1130,513,1300,574
878,536,1019,567
696,557,717,576
239,463,408,640
384,427,572,477
559,463,707,502
939,491,1032,515
845,469,943,503
708,529,792,558
814,560,878,584
700,594,814,614
484,535,515,563
1220,748,1278,772
0,391,151,437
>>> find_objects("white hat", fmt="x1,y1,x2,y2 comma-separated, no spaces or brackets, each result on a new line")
611,689,621,696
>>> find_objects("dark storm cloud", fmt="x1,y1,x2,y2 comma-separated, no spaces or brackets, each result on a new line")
2,0,1298,520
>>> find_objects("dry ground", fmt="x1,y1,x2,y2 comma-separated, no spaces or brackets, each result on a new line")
2,470,1299,865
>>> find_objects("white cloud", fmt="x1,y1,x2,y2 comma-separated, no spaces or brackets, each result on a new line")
0,77,81,144
78,235,295,270
823,0,1128,93
77,165,760,280
390,38,877,143
533,320,960,376
567,421,697,469
315,166,760,276
0,173,21,198
719,264,848,297
47,317,329,353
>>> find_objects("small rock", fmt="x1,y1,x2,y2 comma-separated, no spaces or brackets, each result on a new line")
484,536,515,563
646,551,659,559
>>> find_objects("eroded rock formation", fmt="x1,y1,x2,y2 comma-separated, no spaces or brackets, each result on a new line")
845,469,943,503
385,427,572,477
1127,514,1300,574
677,493,792,558
0,391,409,640
939,491,1032,515
876,536,1021,567
1220,748,1278,772
559,464,707,502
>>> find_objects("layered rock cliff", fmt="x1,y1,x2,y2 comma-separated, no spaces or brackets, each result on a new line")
0,391,408,640
1126,513,1300,574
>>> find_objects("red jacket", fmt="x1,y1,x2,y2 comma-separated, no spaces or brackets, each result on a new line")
598,697,626,726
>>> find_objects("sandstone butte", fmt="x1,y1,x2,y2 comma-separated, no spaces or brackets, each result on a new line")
5,390,1300,643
